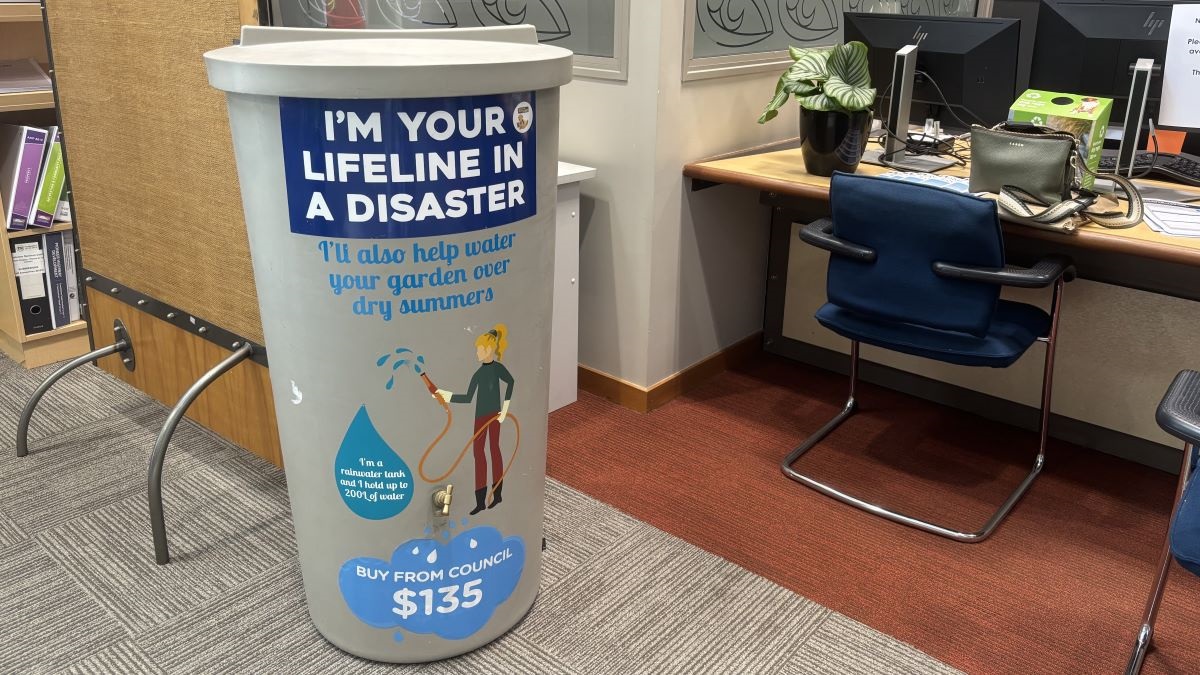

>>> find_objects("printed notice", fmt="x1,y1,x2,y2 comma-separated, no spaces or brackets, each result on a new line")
279,93,537,239
11,242,45,276
1159,5,1200,129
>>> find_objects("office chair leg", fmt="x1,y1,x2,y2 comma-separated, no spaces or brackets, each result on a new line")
1124,441,1194,675
780,278,1065,543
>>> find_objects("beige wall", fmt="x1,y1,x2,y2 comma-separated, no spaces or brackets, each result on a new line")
783,232,1200,447
561,0,793,387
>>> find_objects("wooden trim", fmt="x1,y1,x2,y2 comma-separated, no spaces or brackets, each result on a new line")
0,319,90,368
579,333,764,413
87,292,283,467
5,221,73,240
646,334,762,411
578,365,649,413
0,90,53,113
0,2,41,23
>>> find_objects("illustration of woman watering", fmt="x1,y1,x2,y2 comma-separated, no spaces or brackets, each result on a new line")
435,325,514,515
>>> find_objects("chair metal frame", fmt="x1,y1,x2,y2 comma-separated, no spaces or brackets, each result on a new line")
782,217,1072,543
1125,442,1192,674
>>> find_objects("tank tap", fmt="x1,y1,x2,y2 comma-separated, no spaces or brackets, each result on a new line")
433,484,453,517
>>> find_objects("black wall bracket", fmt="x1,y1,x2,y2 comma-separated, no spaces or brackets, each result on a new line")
80,269,269,368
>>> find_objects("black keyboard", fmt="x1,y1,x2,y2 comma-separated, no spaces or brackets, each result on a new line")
1097,151,1200,187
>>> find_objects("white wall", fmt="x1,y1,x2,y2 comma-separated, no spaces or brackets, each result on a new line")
561,0,797,388
558,0,662,385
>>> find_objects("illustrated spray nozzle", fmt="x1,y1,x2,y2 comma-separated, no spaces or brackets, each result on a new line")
421,372,450,410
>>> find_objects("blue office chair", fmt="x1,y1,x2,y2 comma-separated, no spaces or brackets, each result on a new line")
1126,370,1200,674
784,172,1075,542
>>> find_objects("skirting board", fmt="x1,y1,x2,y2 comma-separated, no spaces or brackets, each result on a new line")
578,333,763,413
766,336,1182,474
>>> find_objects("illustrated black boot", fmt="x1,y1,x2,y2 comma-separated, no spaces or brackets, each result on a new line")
488,481,503,509
469,488,487,515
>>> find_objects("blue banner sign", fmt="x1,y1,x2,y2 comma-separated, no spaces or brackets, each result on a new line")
280,93,537,239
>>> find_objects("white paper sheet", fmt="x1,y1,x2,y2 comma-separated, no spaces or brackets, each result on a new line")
1159,5,1200,129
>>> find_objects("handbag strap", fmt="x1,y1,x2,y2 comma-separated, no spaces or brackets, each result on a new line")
998,172,1144,231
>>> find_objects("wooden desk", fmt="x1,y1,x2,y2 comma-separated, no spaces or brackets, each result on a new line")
685,143,1200,273
683,141,1199,469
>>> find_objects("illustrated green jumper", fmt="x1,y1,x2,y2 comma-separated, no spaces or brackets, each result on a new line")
436,325,514,514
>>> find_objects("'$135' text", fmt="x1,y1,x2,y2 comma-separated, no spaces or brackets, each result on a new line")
392,579,483,619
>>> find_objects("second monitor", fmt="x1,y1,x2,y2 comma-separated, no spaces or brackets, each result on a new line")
845,14,1021,132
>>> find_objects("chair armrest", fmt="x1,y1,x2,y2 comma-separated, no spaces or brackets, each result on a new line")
798,218,876,262
1158,370,1200,447
931,255,1076,289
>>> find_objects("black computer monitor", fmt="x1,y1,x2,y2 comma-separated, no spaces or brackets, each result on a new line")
1028,0,1200,124
844,14,1021,131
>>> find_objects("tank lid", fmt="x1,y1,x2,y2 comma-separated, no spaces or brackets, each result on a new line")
205,28,573,99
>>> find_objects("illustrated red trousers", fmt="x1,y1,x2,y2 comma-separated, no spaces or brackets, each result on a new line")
473,415,503,490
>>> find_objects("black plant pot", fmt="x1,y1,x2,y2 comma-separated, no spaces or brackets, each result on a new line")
799,108,872,176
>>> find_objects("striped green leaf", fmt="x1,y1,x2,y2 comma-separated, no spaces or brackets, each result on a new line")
789,48,832,82
797,92,844,113
758,87,790,123
824,75,876,112
826,41,871,89
785,79,818,96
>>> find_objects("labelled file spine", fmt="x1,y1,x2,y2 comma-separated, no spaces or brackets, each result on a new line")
10,238,51,335
7,127,48,230
32,127,64,228
61,230,80,323
42,231,69,329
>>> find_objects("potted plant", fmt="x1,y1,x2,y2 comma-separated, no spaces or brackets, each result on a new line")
759,42,876,176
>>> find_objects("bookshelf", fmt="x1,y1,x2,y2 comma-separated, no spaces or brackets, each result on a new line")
0,3,89,367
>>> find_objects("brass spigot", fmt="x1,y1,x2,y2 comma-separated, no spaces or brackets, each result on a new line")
433,484,453,517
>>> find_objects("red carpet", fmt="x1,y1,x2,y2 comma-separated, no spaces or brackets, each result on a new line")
547,354,1200,674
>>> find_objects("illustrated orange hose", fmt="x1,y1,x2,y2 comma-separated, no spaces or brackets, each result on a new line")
416,372,520,504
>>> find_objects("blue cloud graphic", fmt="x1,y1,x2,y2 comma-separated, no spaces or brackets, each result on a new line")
339,525,525,640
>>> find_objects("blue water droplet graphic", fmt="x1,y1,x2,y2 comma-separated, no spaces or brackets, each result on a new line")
393,631,404,642
461,517,469,527
376,354,390,367
424,526,433,535
447,520,456,530
332,406,414,520
385,376,394,390
395,347,413,356
392,359,408,371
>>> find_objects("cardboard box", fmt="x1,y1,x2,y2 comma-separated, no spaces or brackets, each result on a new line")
1008,90,1112,191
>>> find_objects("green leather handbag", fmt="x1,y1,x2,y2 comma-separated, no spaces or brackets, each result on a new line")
969,123,1076,203
969,122,1143,233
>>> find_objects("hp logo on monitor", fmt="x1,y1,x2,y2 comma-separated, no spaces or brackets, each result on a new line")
1144,12,1166,35
911,26,929,44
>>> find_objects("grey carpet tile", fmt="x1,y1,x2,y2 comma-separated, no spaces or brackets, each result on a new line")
540,477,642,587
416,631,582,675
0,363,146,444
0,352,959,674
782,613,963,675
515,524,833,674
0,540,126,674
0,507,26,548
0,403,239,535
59,640,165,675
36,459,296,634
136,557,411,675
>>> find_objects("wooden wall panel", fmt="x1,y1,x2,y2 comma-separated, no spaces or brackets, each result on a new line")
88,292,282,466
45,0,265,344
